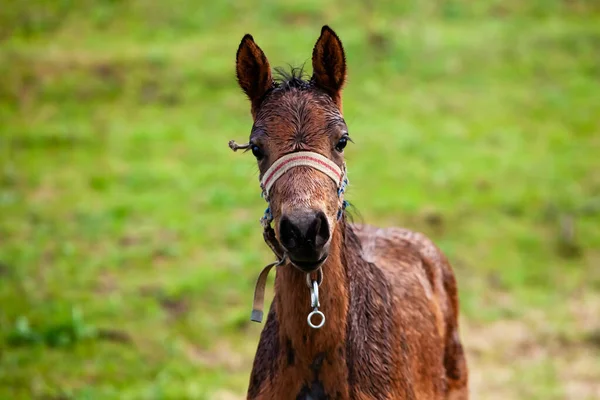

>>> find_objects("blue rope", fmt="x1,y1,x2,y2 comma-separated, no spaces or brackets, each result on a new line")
337,200,349,220
261,206,273,227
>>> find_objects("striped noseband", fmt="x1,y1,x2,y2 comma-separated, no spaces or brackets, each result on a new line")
260,151,349,228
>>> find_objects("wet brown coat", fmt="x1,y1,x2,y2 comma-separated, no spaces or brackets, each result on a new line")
235,26,468,400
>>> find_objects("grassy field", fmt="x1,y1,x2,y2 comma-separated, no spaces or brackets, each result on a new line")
1,1,600,399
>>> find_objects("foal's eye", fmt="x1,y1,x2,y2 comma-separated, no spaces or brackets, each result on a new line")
251,145,264,160
335,136,349,152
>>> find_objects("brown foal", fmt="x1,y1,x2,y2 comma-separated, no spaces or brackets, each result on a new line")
231,25,468,400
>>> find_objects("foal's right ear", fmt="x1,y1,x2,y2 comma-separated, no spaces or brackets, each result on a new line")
236,34,273,116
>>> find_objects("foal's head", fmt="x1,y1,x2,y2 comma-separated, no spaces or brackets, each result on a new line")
236,26,349,272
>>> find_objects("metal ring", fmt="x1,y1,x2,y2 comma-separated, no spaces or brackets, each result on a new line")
277,254,287,266
307,309,325,329
305,268,323,288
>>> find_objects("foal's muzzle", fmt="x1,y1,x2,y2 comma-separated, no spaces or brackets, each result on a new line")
279,210,330,272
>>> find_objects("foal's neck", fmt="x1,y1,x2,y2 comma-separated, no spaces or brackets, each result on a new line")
274,221,349,372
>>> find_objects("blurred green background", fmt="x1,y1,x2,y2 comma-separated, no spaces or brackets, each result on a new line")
1,1,599,399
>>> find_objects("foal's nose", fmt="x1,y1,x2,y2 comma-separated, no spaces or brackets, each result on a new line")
279,210,330,260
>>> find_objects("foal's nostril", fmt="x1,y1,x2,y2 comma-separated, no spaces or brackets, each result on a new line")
279,215,300,250
313,211,330,248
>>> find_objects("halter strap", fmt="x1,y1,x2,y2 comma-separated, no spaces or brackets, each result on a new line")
250,255,287,323
260,151,344,199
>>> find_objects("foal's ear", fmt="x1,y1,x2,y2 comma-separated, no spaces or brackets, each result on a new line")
236,34,273,115
311,26,347,107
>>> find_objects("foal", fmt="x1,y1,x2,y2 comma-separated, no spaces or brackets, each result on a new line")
231,26,468,400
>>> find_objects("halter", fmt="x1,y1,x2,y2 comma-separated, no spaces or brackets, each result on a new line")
229,142,349,329
259,151,349,229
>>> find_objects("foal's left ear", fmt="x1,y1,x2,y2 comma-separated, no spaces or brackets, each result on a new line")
312,26,347,108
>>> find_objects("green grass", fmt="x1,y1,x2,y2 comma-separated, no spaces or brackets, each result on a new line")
1,1,600,398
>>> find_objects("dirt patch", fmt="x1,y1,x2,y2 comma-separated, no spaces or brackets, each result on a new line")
211,390,244,400
95,271,118,294
0,261,12,276
186,340,245,373
463,293,600,399
159,296,190,319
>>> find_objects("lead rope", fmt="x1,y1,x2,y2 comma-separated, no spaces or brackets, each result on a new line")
250,255,286,323
230,142,348,328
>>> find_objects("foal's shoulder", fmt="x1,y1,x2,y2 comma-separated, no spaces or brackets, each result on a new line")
349,223,455,304
350,223,449,268
349,223,457,335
